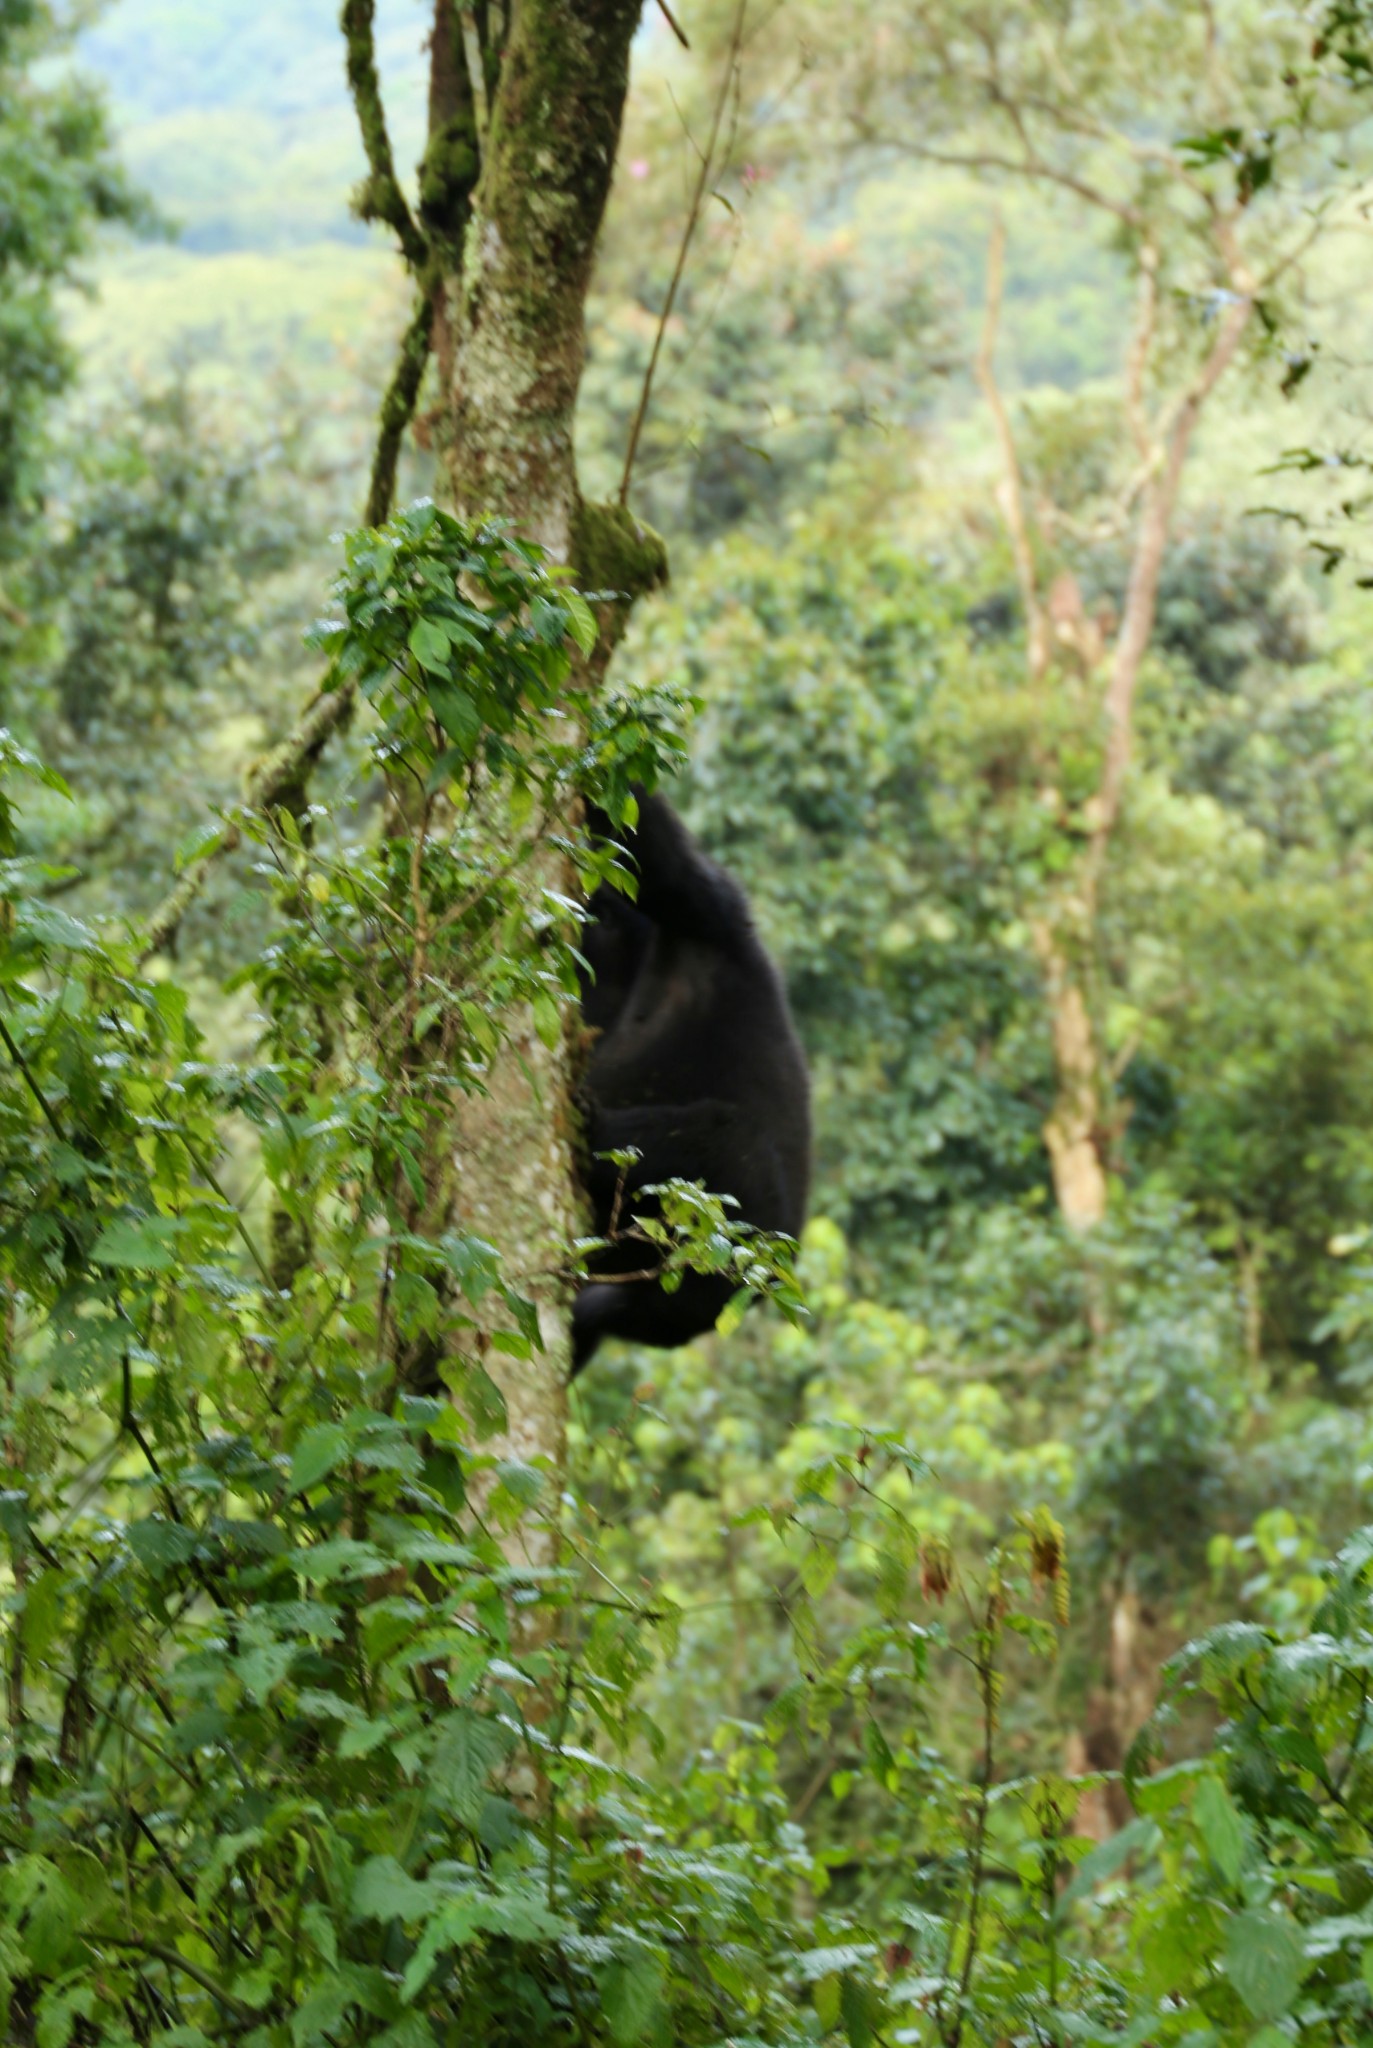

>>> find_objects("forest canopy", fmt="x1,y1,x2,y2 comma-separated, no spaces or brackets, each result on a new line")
4,1,1373,2043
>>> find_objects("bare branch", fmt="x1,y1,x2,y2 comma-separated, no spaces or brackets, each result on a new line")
656,0,690,48
341,0,429,272
366,292,435,527
138,684,356,965
619,0,750,507
856,125,1146,232
1124,243,1160,467
1090,289,1253,873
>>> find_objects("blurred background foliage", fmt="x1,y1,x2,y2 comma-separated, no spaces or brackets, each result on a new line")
7,0,1373,2026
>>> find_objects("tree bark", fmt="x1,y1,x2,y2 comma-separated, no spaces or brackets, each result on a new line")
425,0,666,1552
1030,916,1107,1233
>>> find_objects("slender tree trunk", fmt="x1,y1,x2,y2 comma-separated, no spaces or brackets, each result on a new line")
421,0,665,1549
975,219,1049,682
1030,916,1107,1233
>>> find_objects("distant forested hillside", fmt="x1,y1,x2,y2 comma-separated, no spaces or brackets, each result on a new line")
79,0,426,250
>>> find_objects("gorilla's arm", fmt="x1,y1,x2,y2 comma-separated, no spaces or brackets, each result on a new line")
592,790,754,954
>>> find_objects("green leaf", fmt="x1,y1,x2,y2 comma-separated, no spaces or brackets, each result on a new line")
428,1710,512,1823
174,820,228,872
234,1642,296,1703
1226,1910,1306,2022
714,1287,750,1338
801,1541,837,1599
35,1981,98,2048
90,1214,182,1270
126,1517,198,1573
400,1890,567,2003
195,1829,263,1916
599,1953,666,2046
429,682,481,751
1194,1774,1246,1884
409,618,451,674
1058,1816,1157,1912
813,1975,841,2029
561,588,598,656
841,1971,876,2048
532,988,561,1049
289,1537,389,1583
338,1712,413,1761
289,1423,350,1495
10,1859,83,1974
352,1855,437,1925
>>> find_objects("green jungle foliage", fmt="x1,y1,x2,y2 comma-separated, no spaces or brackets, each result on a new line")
3,518,1373,2048
4,0,1373,2044
0,0,140,565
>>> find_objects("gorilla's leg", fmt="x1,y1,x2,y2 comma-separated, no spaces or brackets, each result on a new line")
571,1268,736,1375
582,1097,745,1214
574,1098,754,1374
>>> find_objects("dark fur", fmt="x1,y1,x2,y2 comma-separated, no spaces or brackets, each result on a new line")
572,791,811,1373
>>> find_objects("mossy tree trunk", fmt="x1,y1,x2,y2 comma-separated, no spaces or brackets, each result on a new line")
344,0,667,1554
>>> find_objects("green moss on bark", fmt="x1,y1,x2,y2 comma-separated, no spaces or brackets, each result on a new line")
571,499,668,600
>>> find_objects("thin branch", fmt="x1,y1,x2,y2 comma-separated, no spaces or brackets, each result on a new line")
975,218,1049,682
366,291,435,526
0,1010,68,1144
856,125,1146,233
96,1938,256,2023
1124,243,1160,467
656,0,690,46
138,683,356,964
1089,289,1253,877
460,5,491,144
342,0,429,271
619,0,750,506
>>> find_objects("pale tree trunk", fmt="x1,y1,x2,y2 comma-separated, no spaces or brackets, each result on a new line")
978,230,1255,1821
426,0,665,1555
1029,916,1107,1233
979,220,1254,1242
343,0,668,1569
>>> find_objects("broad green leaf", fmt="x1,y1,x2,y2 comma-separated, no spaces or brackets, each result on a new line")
532,988,561,1049
801,1540,837,1598
1194,1774,1246,1884
10,1859,83,1974
234,1642,296,1703
126,1517,198,1573
714,1287,749,1338
289,1537,389,1584
195,1829,263,1916
1226,1910,1306,2022
1058,1816,1157,1913
599,1953,666,2047
90,1214,182,1270
35,1980,98,2048
561,588,598,655
841,1972,876,2048
428,1710,512,1823
174,820,228,872
429,682,481,751
813,1975,841,2029
288,1423,350,1495
352,1855,439,1925
409,618,451,674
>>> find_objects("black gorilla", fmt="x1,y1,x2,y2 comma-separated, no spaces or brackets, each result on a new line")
572,790,811,1373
